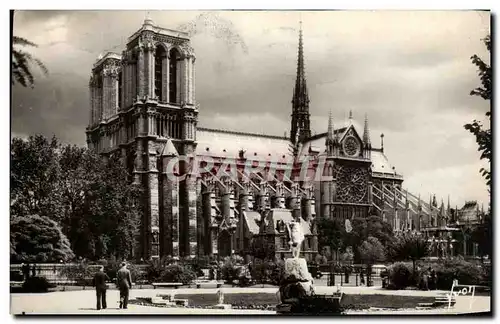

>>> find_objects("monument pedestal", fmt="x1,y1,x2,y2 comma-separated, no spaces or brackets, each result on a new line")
277,258,342,315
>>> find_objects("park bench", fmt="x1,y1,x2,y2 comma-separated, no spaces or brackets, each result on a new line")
194,280,224,289
9,281,23,287
152,282,183,289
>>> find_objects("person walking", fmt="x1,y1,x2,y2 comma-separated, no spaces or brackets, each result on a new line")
429,267,437,290
31,263,37,277
21,263,29,281
93,266,110,310
360,268,365,286
116,262,132,309
422,267,430,291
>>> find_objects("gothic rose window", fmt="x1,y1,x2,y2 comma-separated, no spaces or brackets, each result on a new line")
335,166,369,203
343,136,360,157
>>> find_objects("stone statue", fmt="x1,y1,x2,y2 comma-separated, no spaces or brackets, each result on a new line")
216,289,224,305
277,218,343,314
287,220,305,259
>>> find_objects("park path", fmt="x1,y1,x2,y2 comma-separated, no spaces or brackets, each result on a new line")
10,287,490,315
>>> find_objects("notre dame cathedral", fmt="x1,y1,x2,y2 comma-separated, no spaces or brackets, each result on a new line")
86,18,450,262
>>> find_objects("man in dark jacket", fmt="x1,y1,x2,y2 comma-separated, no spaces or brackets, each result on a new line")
116,262,132,309
93,266,110,310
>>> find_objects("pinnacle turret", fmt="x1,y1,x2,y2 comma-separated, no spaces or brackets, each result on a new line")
363,113,371,147
328,110,334,140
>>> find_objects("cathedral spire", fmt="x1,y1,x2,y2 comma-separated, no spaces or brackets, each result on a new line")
363,113,371,147
290,21,311,145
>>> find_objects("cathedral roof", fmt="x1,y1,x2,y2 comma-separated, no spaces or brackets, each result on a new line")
196,127,292,160
371,150,396,174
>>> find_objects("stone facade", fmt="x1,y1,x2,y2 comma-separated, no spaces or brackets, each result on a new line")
86,19,445,262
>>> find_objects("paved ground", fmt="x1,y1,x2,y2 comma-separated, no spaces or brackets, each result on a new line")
10,286,490,315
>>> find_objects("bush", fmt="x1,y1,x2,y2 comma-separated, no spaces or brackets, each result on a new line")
269,260,285,286
159,264,196,285
385,259,486,291
10,214,75,263
481,264,492,287
22,276,55,293
10,270,24,281
434,259,484,290
250,262,268,285
188,262,205,278
236,264,253,287
387,262,412,290
250,260,284,286
59,263,96,286
221,255,244,284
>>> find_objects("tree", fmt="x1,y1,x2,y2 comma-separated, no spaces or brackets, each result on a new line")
11,135,63,221
11,135,143,261
60,149,142,260
317,217,346,259
471,209,492,261
358,236,385,284
345,216,394,262
465,34,491,189
388,233,430,273
10,214,74,263
340,246,354,262
249,235,275,261
358,236,386,266
12,36,48,88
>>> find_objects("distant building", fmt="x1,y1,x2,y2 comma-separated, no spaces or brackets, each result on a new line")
420,199,486,259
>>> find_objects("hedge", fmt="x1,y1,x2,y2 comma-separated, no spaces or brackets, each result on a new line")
385,259,488,290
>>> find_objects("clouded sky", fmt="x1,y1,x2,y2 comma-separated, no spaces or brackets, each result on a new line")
12,10,490,208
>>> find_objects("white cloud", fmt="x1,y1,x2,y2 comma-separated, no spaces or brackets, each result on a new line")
404,161,489,208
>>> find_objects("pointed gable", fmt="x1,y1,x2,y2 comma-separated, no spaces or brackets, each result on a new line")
339,123,363,145
161,138,178,156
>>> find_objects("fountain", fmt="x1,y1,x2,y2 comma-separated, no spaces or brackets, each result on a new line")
276,220,343,315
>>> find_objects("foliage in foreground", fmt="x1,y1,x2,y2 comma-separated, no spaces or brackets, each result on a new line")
11,135,142,261
10,214,74,263
386,259,489,290
21,276,55,293
465,34,491,188
387,233,430,272
12,36,48,88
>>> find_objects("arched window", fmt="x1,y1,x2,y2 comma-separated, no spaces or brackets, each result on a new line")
118,71,123,109
97,75,103,120
169,48,180,104
154,45,166,100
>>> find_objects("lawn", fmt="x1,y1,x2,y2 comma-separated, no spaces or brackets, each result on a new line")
166,292,435,310
175,292,279,307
